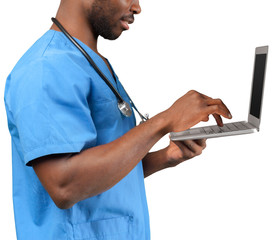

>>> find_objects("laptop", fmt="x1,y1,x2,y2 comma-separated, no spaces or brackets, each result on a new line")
170,46,269,141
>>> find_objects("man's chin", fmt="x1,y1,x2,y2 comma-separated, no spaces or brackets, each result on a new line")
100,29,123,40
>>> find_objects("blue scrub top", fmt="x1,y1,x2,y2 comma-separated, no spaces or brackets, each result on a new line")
4,30,150,240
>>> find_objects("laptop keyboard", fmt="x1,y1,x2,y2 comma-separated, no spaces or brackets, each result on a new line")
206,121,254,134
181,121,254,136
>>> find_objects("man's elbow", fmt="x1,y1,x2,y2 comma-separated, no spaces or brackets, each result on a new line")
51,187,75,210
32,154,77,209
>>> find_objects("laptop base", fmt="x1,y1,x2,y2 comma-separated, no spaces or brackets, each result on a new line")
170,121,257,141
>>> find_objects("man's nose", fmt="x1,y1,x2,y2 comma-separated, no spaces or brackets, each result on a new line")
131,0,141,14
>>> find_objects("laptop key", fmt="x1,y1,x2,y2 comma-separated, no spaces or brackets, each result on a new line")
243,122,254,129
219,125,230,132
211,126,223,133
203,127,215,134
234,122,248,130
225,123,239,131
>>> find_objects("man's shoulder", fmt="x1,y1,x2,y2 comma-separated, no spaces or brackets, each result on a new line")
13,30,83,72
5,31,92,112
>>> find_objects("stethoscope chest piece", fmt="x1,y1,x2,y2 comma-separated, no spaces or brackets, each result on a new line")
118,101,132,117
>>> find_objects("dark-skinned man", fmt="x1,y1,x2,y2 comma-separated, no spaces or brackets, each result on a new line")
4,0,232,239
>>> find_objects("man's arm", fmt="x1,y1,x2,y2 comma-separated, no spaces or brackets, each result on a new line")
32,90,232,209
33,113,169,209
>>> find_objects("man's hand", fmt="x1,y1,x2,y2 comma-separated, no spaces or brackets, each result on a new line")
164,90,232,133
165,139,207,168
142,139,207,177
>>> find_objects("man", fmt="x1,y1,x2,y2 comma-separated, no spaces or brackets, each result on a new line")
4,0,232,239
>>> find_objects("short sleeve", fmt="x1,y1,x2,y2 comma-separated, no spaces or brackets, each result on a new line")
11,57,97,165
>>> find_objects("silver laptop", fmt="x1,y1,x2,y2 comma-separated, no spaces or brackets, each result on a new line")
170,46,268,141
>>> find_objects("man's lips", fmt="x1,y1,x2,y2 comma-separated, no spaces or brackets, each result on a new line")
120,15,134,30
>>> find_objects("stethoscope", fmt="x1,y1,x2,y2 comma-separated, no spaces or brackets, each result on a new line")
51,18,149,123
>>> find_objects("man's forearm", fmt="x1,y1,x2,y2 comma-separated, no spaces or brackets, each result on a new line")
142,148,170,178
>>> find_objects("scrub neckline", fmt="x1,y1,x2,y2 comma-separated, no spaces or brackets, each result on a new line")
47,29,118,87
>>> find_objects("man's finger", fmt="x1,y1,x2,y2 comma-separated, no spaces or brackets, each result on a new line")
206,104,232,120
212,113,223,127
194,139,207,149
183,140,203,155
207,99,232,121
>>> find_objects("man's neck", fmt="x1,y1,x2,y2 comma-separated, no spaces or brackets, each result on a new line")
51,6,115,77
51,4,99,54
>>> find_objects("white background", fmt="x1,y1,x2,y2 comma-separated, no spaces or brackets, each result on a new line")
1,0,272,239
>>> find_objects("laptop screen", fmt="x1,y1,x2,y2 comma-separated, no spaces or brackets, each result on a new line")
249,53,267,119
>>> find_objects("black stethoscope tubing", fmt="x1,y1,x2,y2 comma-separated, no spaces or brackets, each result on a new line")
51,17,124,103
